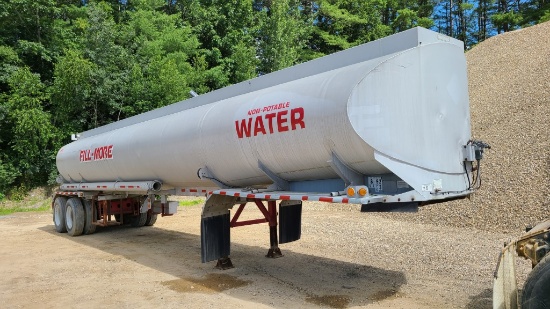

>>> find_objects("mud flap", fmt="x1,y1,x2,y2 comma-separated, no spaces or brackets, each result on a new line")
361,202,419,212
279,200,302,244
493,242,518,309
200,194,237,263
201,213,231,263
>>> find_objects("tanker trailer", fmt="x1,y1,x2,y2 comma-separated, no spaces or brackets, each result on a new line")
53,27,489,267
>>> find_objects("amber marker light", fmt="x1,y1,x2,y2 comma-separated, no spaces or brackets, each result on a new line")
358,187,368,196
347,187,356,196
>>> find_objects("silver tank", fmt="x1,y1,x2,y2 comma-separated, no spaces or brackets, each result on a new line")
56,27,471,197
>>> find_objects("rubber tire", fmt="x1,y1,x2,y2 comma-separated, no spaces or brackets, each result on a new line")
114,214,131,224
130,212,147,227
53,196,68,233
522,254,550,309
65,198,85,237
145,212,158,226
82,199,97,235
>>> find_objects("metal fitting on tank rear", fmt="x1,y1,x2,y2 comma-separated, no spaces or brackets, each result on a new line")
463,140,491,191
150,180,162,192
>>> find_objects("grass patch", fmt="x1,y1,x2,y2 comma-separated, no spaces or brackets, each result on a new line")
0,187,52,216
0,199,51,216
179,199,203,207
0,203,50,216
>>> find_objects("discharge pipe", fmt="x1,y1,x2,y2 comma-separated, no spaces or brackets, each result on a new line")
59,180,162,193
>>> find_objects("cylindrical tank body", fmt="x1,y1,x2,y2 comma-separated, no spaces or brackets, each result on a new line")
57,29,471,196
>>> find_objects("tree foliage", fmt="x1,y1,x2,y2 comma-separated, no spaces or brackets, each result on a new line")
0,0,547,195
257,0,311,73
1,67,58,189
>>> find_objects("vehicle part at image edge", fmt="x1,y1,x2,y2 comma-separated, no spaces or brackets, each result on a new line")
521,254,550,309
493,219,550,309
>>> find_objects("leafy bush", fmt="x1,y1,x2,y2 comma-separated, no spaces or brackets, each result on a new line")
0,159,19,193
7,185,28,201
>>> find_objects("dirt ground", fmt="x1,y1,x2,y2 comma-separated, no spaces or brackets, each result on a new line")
0,202,530,309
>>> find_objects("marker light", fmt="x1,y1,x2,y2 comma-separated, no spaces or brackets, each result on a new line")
358,187,368,196
347,187,356,196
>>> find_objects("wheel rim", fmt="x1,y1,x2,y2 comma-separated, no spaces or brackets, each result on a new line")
54,204,63,226
66,206,73,230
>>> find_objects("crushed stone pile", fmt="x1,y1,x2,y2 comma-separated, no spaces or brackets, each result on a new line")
378,22,550,233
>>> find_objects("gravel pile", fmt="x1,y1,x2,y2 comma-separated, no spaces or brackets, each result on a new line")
374,22,550,233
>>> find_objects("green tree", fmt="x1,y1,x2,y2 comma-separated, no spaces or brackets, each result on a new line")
84,2,132,127
492,0,523,33
392,7,435,31
474,0,492,42
120,4,202,112
257,0,311,74
0,45,22,93
312,0,391,55
50,49,94,133
176,0,259,85
434,0,482,47
0,0,85,83
2,67,58,188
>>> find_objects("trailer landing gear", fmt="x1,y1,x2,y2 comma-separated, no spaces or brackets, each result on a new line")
255,200,283,259
232,200,284,259
266,247,283,258
266,226,283,258
201,196,301,267
215,257,234,270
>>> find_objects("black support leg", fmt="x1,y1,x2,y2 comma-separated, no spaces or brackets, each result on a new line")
266,201,283,258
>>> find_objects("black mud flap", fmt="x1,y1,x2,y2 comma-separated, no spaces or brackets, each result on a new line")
201,213,230,263
361,202,419,213
279,201,302,244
